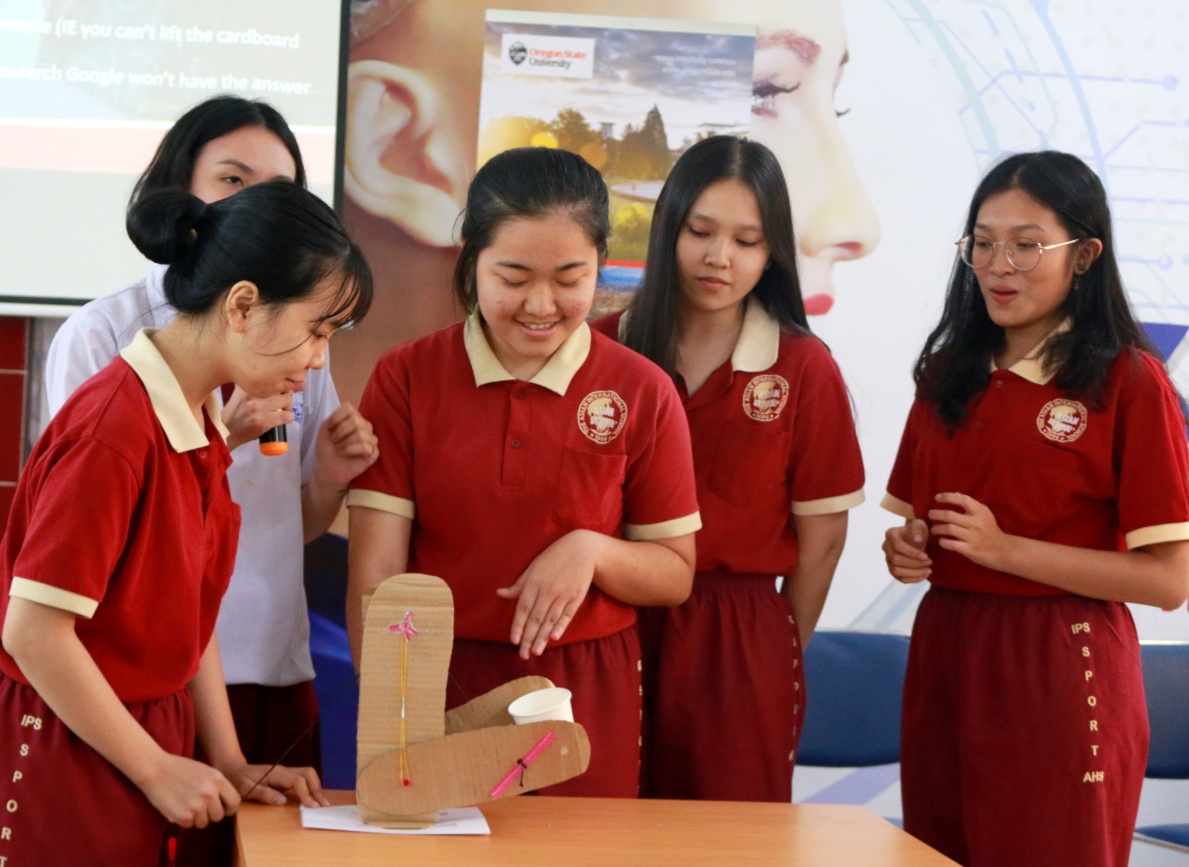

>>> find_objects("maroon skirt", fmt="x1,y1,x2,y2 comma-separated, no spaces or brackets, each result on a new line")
0,673,194,867
639,572,804,802
901,587,1147,867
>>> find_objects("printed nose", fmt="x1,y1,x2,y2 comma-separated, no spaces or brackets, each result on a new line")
796,125,880,264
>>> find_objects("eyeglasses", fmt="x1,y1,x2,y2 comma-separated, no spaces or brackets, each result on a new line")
954,236,1082,272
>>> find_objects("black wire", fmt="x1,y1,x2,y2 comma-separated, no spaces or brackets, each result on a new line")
240,671,360,802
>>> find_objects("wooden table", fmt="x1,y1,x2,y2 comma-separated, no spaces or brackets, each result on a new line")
236,791,958,866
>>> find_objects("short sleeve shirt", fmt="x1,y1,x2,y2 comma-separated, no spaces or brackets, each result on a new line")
883,346,1189,596
348,316,701,644
1,330,241,701
44,267,338,686
594,301,865,575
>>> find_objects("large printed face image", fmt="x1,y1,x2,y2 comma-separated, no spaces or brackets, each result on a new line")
345,0,1189,642
338,0,878,406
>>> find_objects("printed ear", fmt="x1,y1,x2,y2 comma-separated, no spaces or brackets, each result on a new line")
345,60,464,248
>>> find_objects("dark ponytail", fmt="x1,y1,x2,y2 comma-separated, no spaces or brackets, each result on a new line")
125,190,208,271
127,181,373,326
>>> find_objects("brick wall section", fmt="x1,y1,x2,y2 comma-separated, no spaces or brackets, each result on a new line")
0,318,27,525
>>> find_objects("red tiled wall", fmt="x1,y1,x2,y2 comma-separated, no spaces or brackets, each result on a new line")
0,318,26,525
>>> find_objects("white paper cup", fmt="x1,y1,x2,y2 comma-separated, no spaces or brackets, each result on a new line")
507,687,574,724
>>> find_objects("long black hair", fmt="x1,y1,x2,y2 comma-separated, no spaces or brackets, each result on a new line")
915,150,1157,430
622,135,808,376
453,146,610,313
131,95,307,205
127,181,371,330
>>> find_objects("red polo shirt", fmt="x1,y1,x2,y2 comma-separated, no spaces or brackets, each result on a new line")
883,345,1189,596
594,302,864,575
348,316,701,644
0,330,240,701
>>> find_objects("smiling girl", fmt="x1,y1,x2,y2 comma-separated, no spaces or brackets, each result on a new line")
882,151,1189,866
347,146,700,798
0,180,372,866
594,135,864,801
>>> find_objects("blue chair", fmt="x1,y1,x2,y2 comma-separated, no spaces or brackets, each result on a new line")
304,534,359,790
798,629,910,767
797,630,910,818
1133,642,1189,853
308,612,359,789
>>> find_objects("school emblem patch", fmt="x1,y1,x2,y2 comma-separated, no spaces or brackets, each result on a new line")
1037,399,1087,443
578,390,628,444
743,375,789,422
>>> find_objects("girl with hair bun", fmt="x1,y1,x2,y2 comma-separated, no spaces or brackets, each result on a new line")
0,180,373,867
593,135,864,802
44,95,378,865
882,150,1189,866
347,146,701,798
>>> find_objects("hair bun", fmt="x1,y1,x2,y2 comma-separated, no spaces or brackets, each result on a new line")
125,190,208,265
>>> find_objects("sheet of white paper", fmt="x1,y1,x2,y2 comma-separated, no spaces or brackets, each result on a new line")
299,804,491,835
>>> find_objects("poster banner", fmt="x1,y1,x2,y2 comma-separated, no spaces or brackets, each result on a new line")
341,0,1189,639
479,10,755,315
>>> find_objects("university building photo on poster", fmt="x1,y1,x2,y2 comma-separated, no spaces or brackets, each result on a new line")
477,10,755,316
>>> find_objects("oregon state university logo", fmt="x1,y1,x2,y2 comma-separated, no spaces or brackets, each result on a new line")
578,391,628,444
743,375,789,422
1037,398,1088,443
508,41,527,65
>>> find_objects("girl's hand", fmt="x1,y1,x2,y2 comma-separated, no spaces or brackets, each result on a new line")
927,492,1010,570
313,403,380,488
222,386,294,451
882,518,932,583
137,753,242,829
497,530,605,660
223,761,330,809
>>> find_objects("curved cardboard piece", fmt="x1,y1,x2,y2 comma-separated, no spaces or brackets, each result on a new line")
444,675,556,735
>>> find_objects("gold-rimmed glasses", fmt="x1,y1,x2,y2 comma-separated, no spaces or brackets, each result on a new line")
955,236,1082,271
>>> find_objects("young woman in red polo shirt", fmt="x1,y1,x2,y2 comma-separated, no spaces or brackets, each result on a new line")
592,135,864,801
44,90,379,867
347,146,701,798
0,181,373,866
882,150,1189,867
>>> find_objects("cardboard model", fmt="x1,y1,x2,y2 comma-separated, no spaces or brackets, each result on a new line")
356,574,592,828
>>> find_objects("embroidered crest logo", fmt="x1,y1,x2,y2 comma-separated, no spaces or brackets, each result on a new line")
1037,399,1088,443
743,375,789,422
577,391,628,444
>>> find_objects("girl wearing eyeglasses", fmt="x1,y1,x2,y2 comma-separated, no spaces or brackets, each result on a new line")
881,150,1189,866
